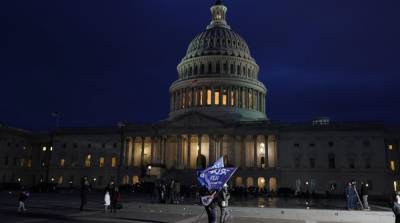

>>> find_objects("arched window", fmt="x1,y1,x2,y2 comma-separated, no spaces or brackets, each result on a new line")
207,89,212,105
214,89,220,105
237,65,241,75
230,64,234,74
194,65,198,75
99,157,105,168
111,157,117,168
328,153,335,169
84,154,91,168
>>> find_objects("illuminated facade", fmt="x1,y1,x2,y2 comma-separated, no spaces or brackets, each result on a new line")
1,1,399,198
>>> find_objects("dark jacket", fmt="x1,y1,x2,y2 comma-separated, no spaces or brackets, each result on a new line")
361,184,368,196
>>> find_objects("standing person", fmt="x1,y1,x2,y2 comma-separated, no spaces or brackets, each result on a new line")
104,190,111,213
217,184,230,223
17,188,29,212
110,185,120,212
200,186,217,223
174,180,181,204
80,177,90,211
169,180,175,204
360,182,369,210
345,182,355,210
393,194,400,223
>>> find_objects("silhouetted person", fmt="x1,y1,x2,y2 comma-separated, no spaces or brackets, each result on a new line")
80,177,90,211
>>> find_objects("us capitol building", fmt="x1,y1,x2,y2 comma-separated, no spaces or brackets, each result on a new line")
1,0,399,198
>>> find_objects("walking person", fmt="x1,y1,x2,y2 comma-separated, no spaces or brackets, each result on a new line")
104,190,111,213
80,176,90,211
217,184,230,223
393,194,400,223
17,187,29,212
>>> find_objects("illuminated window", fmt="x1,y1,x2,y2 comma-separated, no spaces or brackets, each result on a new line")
84,154,91,168
58,176,63,185
214,90,220,105
20,159,25,167
199,89,203,106
59,159,65,167
111,157,117,168
207,89,212,105
27,159,32,168
99,157,105,168
391,160,396,171
188,90,192,107
248,91,253,109
222,89,227,106
389,145,393,150
230,90,235,106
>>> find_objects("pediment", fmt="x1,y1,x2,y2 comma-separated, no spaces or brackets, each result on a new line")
167,112,226,128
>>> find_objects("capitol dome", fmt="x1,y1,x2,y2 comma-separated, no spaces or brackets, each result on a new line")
168,0,268,122
184,27,253,61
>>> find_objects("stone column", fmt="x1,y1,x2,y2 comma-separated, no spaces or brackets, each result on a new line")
227,87,231,107
140,137,145,167
177,135,181,167
219,135,224,159
220,86,223,106
253,135,258,168
150,137,155,164
211,87,215,106
209,135,215,164
264,135,269,168
131,137,136,167
162,136,167,165
241,136,246,167
187,135,191,168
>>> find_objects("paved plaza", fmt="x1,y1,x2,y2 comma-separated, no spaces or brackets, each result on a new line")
0,191,395,223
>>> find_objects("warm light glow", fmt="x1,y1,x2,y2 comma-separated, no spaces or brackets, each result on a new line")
99,157,105,168
214,90,220,105
222,90,227,106
42,146,46,151
27,159,32,168
391,160,396,171
111,157,117,168
50,146,53,151
389,145,394,150
200,89,203,106
230,91,235,106
58,176,63,185
17,178,21,182
261,178,265,183
60,159,65,167
395,181,398,191
148,165,152,170
197,145,199,151
207,89,212,105
85,154,91,167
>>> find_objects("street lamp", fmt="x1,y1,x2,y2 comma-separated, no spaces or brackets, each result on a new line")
148,165,152,176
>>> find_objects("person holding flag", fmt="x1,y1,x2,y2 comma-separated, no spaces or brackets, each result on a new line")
197,157,237,223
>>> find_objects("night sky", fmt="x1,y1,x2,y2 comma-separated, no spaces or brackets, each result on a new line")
1,0,399,131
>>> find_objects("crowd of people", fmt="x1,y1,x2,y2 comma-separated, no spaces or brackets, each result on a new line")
344,181,369,210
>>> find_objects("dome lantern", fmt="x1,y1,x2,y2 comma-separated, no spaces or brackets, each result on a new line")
207,0,230,30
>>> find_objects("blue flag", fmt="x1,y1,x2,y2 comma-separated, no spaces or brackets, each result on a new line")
201,167,237,191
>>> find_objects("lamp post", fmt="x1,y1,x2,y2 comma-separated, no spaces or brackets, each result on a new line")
147,165,152,177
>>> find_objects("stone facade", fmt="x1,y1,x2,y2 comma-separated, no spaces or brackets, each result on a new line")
1,1,399,199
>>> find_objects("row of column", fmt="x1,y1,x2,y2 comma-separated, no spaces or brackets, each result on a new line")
123,134,277,169
171,86,266,113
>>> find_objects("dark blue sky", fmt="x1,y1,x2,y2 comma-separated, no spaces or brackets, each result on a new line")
1,0,399,130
